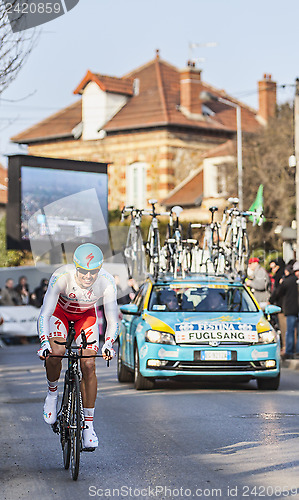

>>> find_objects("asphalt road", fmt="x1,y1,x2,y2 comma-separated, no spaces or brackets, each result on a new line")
1,344,299,500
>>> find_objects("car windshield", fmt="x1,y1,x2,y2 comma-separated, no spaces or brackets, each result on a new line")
148,284,258,312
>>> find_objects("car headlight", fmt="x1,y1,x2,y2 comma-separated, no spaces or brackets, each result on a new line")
257,329,277,344
145,329,176,345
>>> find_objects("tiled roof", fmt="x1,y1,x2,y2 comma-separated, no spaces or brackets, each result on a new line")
162,140,234,207
11,55,261,144
201,140,235,158
104,57,231,132
162,168,204,208
0,163,8,205
73,70,134,96
11,100,82,143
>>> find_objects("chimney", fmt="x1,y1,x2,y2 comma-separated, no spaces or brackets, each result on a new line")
258,74,277,123
180,62,202,114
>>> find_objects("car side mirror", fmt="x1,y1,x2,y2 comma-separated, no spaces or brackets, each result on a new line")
264,304,281,315
120,304,141,315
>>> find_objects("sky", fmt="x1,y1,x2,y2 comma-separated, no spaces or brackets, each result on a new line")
1,0,299,166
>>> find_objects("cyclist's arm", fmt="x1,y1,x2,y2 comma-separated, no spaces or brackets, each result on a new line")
37,273,66,344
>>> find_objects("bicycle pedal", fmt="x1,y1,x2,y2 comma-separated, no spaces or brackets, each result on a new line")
82,447,96,452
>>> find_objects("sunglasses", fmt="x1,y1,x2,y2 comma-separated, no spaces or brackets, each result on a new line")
76,267,99,276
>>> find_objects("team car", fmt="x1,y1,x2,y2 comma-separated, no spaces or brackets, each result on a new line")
117,274,281,390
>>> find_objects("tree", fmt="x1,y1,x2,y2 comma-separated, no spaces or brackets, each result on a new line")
0,1,34,94
221,103,295,250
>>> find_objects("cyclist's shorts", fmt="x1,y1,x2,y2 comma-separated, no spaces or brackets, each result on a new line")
49,304,99,353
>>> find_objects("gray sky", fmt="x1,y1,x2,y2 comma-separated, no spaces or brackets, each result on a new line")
1,0,298,165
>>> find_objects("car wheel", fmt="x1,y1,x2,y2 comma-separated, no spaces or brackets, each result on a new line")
257,374,280,391
134,345,155,390
117,346,134,383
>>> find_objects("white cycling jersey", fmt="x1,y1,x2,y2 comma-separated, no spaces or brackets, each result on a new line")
37,264,119,345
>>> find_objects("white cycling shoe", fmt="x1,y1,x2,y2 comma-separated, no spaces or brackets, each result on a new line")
43,394,58,424
83,425,98,449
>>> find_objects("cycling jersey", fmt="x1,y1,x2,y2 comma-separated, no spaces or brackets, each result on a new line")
38,264,119,349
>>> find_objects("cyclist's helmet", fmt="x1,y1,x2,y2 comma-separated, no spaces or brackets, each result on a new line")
73,243,104,271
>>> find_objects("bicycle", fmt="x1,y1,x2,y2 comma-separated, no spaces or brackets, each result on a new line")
145,199,169,281
49,321,110,480
189,206,220,273
221,199,250,277
121,206,146,282
160,205,183,276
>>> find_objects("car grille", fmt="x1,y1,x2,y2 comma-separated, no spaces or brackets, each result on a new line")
150,360,276,372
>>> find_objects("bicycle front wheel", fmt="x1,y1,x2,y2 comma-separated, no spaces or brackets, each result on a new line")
60,371,71,470
70,373,82,481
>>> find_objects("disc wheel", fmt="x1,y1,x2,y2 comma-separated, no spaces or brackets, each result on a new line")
60,372,71,470
70,374,82,481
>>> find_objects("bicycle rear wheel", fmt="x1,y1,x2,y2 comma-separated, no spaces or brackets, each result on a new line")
70,373,82,481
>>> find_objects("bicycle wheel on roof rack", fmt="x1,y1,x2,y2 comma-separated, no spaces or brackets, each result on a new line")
123,225,137,279
135,227,146,280
236,232,249,278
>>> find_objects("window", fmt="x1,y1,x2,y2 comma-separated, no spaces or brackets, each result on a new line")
148,285,258,312
126,162,147,208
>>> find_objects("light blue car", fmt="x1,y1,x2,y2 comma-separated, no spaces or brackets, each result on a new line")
117,274,280,390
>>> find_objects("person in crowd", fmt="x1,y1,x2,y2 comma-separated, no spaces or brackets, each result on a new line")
269,258,286,351
127,277,140,301
113,274,131,305
15,275,30,305
0,278,21,306
246,257,270,304
270,263,298,359
30,278,49,308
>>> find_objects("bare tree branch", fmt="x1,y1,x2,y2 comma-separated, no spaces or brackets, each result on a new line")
0,1,36,94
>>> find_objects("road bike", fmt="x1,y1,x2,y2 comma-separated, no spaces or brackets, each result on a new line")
145,199,169,281
189,206,220,273
50,321,110,480
121,206,146,282
221,199,250,277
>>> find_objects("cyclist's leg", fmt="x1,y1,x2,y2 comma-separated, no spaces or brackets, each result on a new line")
46,306,68,382
43,307,68,424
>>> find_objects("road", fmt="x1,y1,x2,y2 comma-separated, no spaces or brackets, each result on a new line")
1,344,299,500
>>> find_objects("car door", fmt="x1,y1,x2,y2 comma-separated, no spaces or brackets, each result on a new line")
127,283,149,367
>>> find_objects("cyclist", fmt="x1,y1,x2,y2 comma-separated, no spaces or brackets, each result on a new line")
37,243,119,449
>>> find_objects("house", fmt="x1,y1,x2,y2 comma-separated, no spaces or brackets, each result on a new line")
11,51,276,216
0,163,8,218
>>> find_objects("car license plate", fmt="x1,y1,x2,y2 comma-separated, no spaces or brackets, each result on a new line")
200,351,231,361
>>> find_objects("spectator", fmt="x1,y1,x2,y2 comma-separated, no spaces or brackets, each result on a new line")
269,258,285,291
113,274,131,305
269,258,286,351
246,257,270,304
30,278,49,308
127,278,139,301
0,278,21,306
271,263,298,359
15,275,30,305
